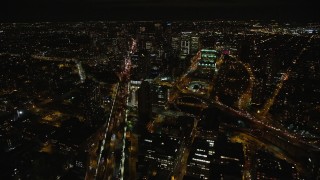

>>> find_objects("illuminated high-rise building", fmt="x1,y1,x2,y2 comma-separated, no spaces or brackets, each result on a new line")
198,49,218,71
129,80,142,107
171,32,200,60
191,36,200,54
180,32,199,59
171,36,180,52
180,32,191,59
186,137,215,179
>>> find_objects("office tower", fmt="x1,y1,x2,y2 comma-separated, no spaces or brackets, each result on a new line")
138,81,152,124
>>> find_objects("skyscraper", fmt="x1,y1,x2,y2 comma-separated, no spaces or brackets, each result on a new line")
198,49,218,72
138,81,152,124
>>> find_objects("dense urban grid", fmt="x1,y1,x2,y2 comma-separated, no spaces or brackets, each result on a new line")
0,20,320,179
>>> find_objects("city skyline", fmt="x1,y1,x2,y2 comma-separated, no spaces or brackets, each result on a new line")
1,20,320,179
1,1,320,178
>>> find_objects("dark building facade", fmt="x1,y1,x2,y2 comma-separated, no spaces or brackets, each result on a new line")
138,81,152,124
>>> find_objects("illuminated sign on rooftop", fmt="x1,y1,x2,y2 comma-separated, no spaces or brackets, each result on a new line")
201,49,217,53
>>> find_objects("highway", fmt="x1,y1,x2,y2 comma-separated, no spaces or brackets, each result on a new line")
83,38,135,180
226,124,293,180
99,38,135,180
119,83,130,180
211,99,320,177
215,99,319,149
92,82,120,179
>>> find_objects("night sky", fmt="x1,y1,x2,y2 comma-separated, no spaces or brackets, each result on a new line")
1,0,319,22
